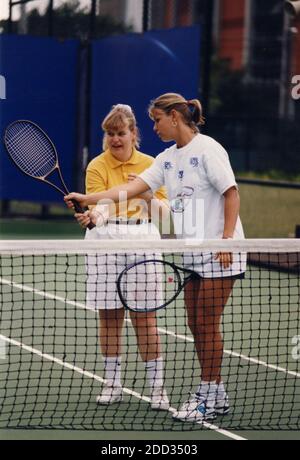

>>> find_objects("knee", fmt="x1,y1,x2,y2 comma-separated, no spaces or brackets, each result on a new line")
131,316,157,334
187,319,220,338
187,317,203,337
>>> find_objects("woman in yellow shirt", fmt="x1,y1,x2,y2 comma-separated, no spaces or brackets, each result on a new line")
76,104,170,410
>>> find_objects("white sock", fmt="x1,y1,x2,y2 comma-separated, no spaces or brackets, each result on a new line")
103,356,122,387
196,380,217,397
145,357,164,389
216,381,226,401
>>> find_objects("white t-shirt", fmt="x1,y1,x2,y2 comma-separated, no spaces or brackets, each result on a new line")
139,133,245,240
139,134,246,277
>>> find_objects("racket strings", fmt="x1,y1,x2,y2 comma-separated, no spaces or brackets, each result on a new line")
118,260,182,312
5,122,57,177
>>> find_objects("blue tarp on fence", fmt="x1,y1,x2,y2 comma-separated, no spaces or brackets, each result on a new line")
90,26,201,159
0,34,79,202
0,26,201,202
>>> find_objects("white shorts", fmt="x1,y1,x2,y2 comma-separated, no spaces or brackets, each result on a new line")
183,251,247,278
85,222,162,310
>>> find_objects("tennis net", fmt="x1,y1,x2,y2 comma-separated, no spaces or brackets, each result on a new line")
0,239,299,431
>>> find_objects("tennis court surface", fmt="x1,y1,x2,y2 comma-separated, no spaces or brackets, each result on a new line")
0,239,299,440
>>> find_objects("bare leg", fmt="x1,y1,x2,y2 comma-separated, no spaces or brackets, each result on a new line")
129,311,162,362
99,308,125,356
130,310,169,410
184,278,235,382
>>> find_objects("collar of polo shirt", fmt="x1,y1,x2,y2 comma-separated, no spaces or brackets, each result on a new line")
104,148,140,169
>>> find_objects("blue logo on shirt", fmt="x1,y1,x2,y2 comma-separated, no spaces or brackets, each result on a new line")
164,161,173,170
178,170,184,180
190,157,199,168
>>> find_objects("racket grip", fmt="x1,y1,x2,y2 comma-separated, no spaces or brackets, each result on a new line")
72,199,95,230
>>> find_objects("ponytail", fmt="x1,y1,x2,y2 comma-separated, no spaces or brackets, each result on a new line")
149,93,205,132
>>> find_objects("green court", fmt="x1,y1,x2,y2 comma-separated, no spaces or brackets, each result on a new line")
0,247,299,441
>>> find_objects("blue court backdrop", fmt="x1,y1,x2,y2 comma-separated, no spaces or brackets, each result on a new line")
90,26,201,158
0,26,201,203
0,34,80,202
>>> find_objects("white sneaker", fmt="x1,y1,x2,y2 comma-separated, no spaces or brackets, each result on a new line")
150,387,170,411
96,385,123,405
172,394,217,422
215,388,230,415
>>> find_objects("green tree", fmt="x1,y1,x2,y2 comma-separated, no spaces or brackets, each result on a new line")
0,0,131,40
209,56,279,117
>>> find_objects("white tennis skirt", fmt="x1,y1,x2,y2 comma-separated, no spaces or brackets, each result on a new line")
85,222,162,310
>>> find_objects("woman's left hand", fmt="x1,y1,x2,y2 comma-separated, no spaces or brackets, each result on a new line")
214,252,233,270
74,211,92,228
128,173,153,201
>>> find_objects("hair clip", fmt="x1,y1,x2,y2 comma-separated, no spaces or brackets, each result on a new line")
114,104,133,113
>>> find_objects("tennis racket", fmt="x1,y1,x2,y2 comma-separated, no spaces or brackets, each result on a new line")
117,258,197,313
3,120,95,229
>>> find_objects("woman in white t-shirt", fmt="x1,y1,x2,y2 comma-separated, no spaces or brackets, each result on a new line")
65,93,246,424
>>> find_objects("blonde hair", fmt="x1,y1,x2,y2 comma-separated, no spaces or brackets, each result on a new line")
148,93,205,132
101,104,141,150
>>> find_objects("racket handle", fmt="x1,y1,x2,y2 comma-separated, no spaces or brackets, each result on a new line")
71,199,95,230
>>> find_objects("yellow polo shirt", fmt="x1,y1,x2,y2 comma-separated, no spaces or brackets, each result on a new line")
86,148,168,219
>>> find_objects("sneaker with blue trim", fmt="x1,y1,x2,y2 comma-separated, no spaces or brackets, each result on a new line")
173,382,219,423
172,394,217,423
215,383,230,415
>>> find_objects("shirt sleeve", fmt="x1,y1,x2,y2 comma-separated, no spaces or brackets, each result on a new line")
138,154,165,192
85,163,109,213
85,164,107,194
202,147,237,195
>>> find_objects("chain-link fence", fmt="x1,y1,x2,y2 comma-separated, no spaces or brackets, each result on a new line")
4,0,206,37
4,0,133,38
2,0,300,176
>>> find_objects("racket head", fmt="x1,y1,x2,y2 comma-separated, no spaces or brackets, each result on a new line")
117,259,186,313
4,119,95,229
4,120,58,179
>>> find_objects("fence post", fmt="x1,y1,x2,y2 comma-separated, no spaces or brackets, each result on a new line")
143,0,150,32
48,0,54,37
89,0,97,39
8,0,12,33
201,0,214,123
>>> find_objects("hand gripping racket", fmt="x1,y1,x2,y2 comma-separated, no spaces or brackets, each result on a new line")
117,258,197,313
4,120,95,229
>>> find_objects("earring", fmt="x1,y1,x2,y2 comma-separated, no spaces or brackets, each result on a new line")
172,121,177,127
